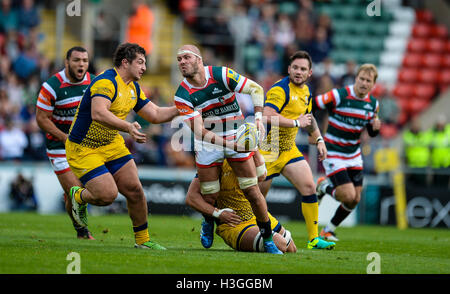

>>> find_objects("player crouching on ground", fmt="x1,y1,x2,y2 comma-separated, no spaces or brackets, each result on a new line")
185,151,297,253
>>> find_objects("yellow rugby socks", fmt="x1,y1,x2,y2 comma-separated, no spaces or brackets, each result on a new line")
74,188,86,205
301,194,319,241
133,223,150,245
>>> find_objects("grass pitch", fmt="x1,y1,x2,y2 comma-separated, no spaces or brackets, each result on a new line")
0,212,449,274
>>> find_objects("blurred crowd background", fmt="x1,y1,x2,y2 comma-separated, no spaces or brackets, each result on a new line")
0,0,449,186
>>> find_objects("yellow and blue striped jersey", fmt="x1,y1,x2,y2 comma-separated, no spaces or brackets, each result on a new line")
260,77,312,152
68,68,149,148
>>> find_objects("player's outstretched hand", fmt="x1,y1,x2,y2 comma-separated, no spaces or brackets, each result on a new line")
128,121,147,143
298,114,312,128
219,209,241,227
371,117,381,131
317,141,327,161
255,118,265,143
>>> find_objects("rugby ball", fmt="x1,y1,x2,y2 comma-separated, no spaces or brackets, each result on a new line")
235,122,259,150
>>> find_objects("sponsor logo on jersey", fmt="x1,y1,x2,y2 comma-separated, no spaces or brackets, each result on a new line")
227,69,241,83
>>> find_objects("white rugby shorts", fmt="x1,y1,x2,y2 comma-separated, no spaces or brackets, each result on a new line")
194,139,253,168
47,149,71,175
322,154,363,177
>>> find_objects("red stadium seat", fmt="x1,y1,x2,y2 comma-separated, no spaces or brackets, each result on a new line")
446,40,450,53
407,38,427,52
441,55,450,68
415,10,433,23
402,53,422,67
398,68,419,83
380,124,398,139
412,23,431,38
431,25,448,38
398,110,409,125
370,83,386,98
418,69,438,84
412,84,436,99
408,98,430,114
396,96,409,111
393,83,413,98
426,38,446,52
421,54,442,67
438,70,450,85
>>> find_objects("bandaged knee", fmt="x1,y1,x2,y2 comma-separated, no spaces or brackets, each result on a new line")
238,177,258,190
200,180,220,195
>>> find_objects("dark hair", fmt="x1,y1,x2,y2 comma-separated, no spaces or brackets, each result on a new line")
113,43,146,68
66,46,88,60
289,50,313,69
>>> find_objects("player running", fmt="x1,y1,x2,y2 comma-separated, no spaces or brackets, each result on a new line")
185,151,297,253
36,47,95,240
258,50,335,250
66,43,179,249
174,45,281,254
314,64,381,241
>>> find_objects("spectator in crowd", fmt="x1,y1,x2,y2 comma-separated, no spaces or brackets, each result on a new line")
307,26,332,64
9,172,37,211
430,115,449,169
0,116,28,161
337,60,356,88
274,13,295,49
0,0,18,34
17,0,40,36
125,0,154,56
403,117,433,169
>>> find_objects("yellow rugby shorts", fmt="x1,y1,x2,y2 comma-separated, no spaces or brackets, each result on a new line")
65,135,132,185
216,212,280,251
259,145,305,181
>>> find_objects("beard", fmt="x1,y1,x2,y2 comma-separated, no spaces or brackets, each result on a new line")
181,61,199,78
68,66,85,83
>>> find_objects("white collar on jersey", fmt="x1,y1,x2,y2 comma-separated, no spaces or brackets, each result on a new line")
59,69,88,85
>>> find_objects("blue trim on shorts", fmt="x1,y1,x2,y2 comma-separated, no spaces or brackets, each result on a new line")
265,173,280,181
79,165,109,185
236,224,256,250
105,154,133,175
286,156,304,166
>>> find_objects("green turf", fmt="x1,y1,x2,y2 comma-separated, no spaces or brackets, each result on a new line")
0,212,449,274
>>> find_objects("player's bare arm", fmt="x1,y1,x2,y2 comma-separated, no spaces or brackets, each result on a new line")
91,96,146,143
263,106,312,128
136,101,179,124
304,114,327,161
36,108,68,142
185,178,241,226
239,79,266,138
